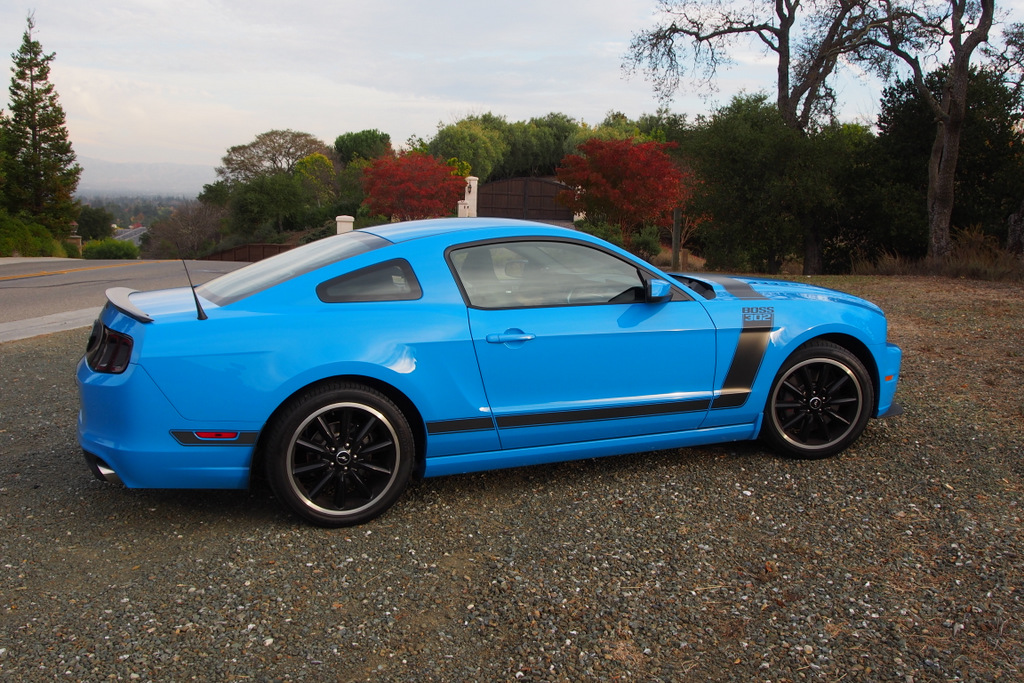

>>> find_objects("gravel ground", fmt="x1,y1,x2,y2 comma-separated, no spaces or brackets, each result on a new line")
0,275,1021,682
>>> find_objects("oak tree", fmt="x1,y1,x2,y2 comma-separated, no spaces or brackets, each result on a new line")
216,130,331,184
876,66,1024,253
626,0,889,132
863,0,998,258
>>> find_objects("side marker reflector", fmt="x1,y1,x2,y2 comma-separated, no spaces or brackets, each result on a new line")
195,431,240,440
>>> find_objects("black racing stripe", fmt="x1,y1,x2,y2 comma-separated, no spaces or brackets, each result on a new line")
496,399,709,429
711,390,750,409
697,274,768,300
711,308,774,410
170,430,259,446
426,417,496,435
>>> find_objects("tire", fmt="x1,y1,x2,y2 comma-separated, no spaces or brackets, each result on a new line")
265,382,414,526
762,341,874,459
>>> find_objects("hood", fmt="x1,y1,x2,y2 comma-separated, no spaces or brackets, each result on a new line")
669,273,882,314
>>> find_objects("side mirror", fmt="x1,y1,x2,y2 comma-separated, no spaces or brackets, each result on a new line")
646,277,673,303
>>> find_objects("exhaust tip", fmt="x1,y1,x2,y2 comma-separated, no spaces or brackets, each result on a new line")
82,450,123,486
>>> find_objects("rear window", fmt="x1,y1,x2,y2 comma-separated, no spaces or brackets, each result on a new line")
198,231,388,306
317,259,422,303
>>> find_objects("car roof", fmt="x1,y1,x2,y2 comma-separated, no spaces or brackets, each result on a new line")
361,217,575,244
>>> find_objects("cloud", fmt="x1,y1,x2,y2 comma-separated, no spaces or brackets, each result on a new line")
5,0,1021,166
2,0,670,164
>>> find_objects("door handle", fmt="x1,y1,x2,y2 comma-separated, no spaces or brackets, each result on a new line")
486,332,536,344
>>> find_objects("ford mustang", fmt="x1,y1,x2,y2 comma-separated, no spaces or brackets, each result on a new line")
77,218,902,526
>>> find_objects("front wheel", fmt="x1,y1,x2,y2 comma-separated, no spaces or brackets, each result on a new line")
762,341,874,459
265,382,414,526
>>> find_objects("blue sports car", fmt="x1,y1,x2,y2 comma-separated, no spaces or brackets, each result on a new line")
77,218,902,526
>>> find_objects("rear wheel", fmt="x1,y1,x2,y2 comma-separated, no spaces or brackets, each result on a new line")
265,382,414,526
762,341,874,459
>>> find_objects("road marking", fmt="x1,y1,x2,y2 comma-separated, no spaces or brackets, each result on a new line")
0,260,174,282
0,308,101,343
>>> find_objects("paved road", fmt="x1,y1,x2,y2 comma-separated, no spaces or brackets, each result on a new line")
0,258,245,342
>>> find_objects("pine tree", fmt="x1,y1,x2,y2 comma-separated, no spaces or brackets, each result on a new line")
1,14,81,236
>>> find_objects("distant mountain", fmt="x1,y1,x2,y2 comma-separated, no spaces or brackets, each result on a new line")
77,157,217,197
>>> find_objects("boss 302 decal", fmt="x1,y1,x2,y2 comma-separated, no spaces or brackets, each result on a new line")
712,305,776,409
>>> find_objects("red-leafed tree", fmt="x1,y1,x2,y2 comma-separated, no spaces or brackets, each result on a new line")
361,151,466,221
556,138,692,238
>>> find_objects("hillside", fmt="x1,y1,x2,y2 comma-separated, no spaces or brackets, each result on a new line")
77,157,217,197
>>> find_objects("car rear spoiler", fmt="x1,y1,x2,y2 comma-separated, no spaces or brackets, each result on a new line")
105,287,154,323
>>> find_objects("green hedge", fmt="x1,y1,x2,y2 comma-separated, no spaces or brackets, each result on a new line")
0,211,65,257
82,238,140,260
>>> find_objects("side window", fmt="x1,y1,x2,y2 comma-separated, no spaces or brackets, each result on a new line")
450,241,645,309
316,259,422,303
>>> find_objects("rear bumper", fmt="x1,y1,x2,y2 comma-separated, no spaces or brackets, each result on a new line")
76,357,257,489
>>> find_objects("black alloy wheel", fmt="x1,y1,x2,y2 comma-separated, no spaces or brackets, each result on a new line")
763,341,874,459
266,383,414,526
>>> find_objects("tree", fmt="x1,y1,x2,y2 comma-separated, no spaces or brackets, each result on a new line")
1,14,81,237
216,130,330,184
334,129,392,164
145,200,226,259
428,116,508,181
627,0,1023,264
76,204,115,241
862,0,998,259
625,2,896,272
230,172,305,234
626,0,890,132
876,66,1024,252
555,137,692,243
984,21,1024,100
682,94,880,274
361,151,466,221
294,152,339,208
490,113,583,179
684,95,804,273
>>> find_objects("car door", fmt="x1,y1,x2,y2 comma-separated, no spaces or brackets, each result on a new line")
449,238,717,451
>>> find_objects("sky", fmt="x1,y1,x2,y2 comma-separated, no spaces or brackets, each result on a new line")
2,0,1022,169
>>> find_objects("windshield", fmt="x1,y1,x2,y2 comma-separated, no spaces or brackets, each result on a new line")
197,231,388,306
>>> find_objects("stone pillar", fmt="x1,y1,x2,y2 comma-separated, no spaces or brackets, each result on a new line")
457,201,471,218
464,176,479,218
336,215,355,234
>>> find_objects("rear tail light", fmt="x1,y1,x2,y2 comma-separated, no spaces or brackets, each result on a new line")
86,320,134,374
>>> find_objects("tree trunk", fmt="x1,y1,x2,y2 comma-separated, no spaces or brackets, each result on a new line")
1008,198,1024,255
918,0,993,263
802,225,823,275
671,207,682,270
926,119,958,260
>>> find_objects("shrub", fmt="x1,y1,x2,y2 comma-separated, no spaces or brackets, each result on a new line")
575,220,624,248
630,224,663,263
0,212,64,256
944,226,1023,281
852,227,1023,281
82,238,140,260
